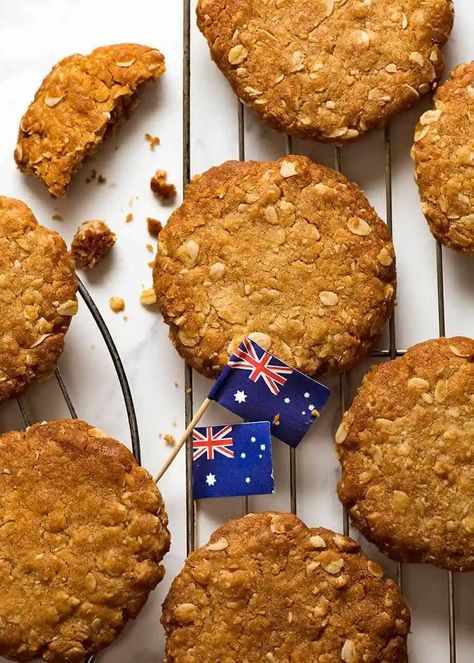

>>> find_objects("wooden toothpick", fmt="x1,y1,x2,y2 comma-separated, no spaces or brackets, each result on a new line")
155,398,211,483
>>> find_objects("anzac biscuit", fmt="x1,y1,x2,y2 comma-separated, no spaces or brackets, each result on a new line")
14,44,165,197
162,512,410,662
0,196,77,404
153,156,396,378
337,337,474,571
196,0,453,141
412,62,474,253
0,419,170,662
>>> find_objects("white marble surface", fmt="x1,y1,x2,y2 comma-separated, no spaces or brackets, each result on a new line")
0,1,473,661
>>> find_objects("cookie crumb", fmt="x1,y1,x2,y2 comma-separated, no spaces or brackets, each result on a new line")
145,133,160,150
97,174,107,184
140,287,157,306
71,220,116,269
109,296,125,312
146,243,154,253
52,213,63,221
163,433,176,446
311,409,320,418
150,170,176,200
147,217,163,236
148,260,154,267
86,169,97,183
126,213,134,223
273,413,280,426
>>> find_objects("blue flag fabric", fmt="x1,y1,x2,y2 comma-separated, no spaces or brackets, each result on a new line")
208,338,331,448
192,421,273,499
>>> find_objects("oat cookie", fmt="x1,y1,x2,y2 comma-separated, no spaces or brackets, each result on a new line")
153,156,396,378
162,512,410,662
0,419,170,662
337,337,474,571
15,44,165,197
412,62,474,253
71,220,116,269
196,0,453,141
0,196,77,404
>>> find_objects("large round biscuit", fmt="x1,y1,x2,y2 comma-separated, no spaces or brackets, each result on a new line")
412,62,474,253
197,0,453,141
153,156,396,378
162,512,410,662
337,337,474,571
0,419,170,662
0,196,77,404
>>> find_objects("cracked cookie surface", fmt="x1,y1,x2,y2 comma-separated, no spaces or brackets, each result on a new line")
162,512,410,662
153,156,396,378
197,0,453,141
0,419,170,662
337,337,474,571
412,62,474,253
0,196,77,404
14,43,165,197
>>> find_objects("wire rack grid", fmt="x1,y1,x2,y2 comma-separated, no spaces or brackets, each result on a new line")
181,1,458,661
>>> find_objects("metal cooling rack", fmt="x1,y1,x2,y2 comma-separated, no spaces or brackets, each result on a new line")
181,1,457,661
11,278,139,663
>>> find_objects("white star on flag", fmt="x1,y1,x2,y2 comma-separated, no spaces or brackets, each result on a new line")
304,392,310,398
308,404,314,411
205,473,216,486
234,390,247,403
245,477,251,483
284,397,291,403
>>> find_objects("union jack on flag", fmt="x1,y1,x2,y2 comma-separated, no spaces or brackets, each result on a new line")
228,337,294,395
208,337,331,448
192,425,234,461
192,422,273,499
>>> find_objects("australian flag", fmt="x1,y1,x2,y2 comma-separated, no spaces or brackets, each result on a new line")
208,338,331,448
192,421,273,499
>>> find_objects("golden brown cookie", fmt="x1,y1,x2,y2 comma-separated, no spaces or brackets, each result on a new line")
162,512,410,662
196,0,453,141
71,220,116,269
0,196,77,404
0,419,170,662
15,44,165,197
337,337,474,571
153,155,396,378
412,62,474,253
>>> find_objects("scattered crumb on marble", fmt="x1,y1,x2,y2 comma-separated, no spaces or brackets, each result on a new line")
145,133,160,150
97,174,106,184
52,213,63,221
147,217,163,237
150,170,176,200
163,433,176,446
71,220,116,269
146,243,154,253
109,296,125,312
126,213,134,223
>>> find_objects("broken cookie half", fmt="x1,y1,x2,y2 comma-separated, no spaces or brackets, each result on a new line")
14,43,165,197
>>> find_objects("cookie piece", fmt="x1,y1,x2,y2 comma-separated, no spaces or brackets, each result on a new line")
196,0,453,141
15,44,165,197
71,220,116,269
0,196,77,404
162,512,410,662
337,337,474,571
412,62,474,253
153,156,396,378
0,419,170,662
150,169,177,200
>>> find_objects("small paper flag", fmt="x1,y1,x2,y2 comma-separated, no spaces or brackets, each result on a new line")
192,421,274,499
208,337,331,448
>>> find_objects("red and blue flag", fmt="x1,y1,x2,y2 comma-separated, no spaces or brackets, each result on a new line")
208,338,331,448
192,421,273,499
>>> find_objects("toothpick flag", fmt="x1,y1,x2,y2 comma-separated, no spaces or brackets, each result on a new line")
155,337,331,483
192,421,273,499
208,338,331,448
